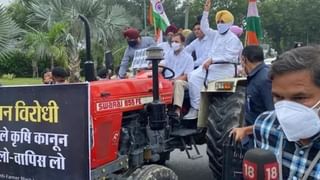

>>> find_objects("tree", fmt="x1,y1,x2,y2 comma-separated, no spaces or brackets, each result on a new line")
104,0,143,28
27,0,131,82
0,5,22,61
260,0,320,52
24,23,68,77
7,0,33,30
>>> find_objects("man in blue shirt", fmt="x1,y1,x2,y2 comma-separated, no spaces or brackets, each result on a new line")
254,46,320,179
231,45,274,145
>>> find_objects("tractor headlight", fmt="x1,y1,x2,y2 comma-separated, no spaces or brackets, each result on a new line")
215,81,234,90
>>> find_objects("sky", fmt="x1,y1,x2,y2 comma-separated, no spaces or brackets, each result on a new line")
0,0,12,6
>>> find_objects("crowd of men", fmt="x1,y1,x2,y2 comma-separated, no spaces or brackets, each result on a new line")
42,67,69,84
117,0,320,178
37,0,320,178
119,1,244,120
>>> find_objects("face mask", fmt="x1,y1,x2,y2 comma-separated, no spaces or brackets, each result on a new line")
171,42,181,51
217,23,232,34
127,40,138,47
275,100,320,142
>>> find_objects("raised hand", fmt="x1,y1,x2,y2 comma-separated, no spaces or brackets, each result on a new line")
204,0,212,12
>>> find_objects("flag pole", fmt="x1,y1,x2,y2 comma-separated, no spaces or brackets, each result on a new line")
144,0,147,35
150,1,158,42
153,16,158,42
244,30,248,47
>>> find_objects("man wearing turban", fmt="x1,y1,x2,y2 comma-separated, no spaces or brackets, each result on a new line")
158,24,178,56
183,0,243,120
118,27,156,78
230,25,244,37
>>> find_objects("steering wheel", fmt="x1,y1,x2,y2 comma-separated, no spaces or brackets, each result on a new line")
159,65,175,79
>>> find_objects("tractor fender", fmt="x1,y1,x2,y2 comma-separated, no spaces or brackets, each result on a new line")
197,77,246,128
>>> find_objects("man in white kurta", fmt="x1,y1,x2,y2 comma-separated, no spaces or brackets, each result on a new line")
160,33,194,116
183,6,243,119
185,22,211,68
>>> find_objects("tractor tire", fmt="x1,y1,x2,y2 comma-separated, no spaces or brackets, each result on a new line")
206,86,245,179
130,164,178,180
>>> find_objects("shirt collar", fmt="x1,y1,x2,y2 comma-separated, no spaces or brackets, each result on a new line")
248,62,267,78
295,133,320,149
309,133,320,144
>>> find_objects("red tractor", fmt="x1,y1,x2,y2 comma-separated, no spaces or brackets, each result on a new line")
79,16,204,179
80,15,246,179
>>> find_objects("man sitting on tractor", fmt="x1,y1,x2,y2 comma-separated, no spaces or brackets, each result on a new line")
158,24,178,56
159,33,194,117
183,0,243,120
185,22,211,69
118,28,156,79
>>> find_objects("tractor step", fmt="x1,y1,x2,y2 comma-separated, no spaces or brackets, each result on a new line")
171,128,203,160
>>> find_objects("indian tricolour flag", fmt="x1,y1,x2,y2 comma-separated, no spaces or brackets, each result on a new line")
148,0,170,43
245,0,263,45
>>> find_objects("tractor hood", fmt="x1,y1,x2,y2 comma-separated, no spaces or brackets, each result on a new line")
89,71,173,114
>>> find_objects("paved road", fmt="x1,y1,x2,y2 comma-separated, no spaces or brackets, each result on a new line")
167,145,214,180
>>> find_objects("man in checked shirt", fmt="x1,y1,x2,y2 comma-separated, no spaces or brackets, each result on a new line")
254,46,320,179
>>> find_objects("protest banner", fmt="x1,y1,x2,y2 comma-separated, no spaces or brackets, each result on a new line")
0,83,90,180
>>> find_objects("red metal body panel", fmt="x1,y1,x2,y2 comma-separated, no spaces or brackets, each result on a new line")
90,71,173,169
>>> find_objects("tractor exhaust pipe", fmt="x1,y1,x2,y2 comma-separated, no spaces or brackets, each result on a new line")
105,50,114,78
146,47,166,130
79,15,96,82
146,47,164,101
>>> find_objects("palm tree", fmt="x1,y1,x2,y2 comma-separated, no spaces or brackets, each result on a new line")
27,0,131,82
0,5,22,61
24,23,68,77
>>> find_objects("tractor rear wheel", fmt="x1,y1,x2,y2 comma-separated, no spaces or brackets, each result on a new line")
130,164,178,180
206,86,245,179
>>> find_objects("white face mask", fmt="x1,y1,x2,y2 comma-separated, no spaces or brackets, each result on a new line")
217,23,232,34
275,100,320,142
171,42,181,51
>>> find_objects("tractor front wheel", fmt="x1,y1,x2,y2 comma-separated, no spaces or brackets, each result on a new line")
130,164,178,180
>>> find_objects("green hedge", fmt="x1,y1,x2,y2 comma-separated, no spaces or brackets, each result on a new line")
0,51,51,77
0,51,32,77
